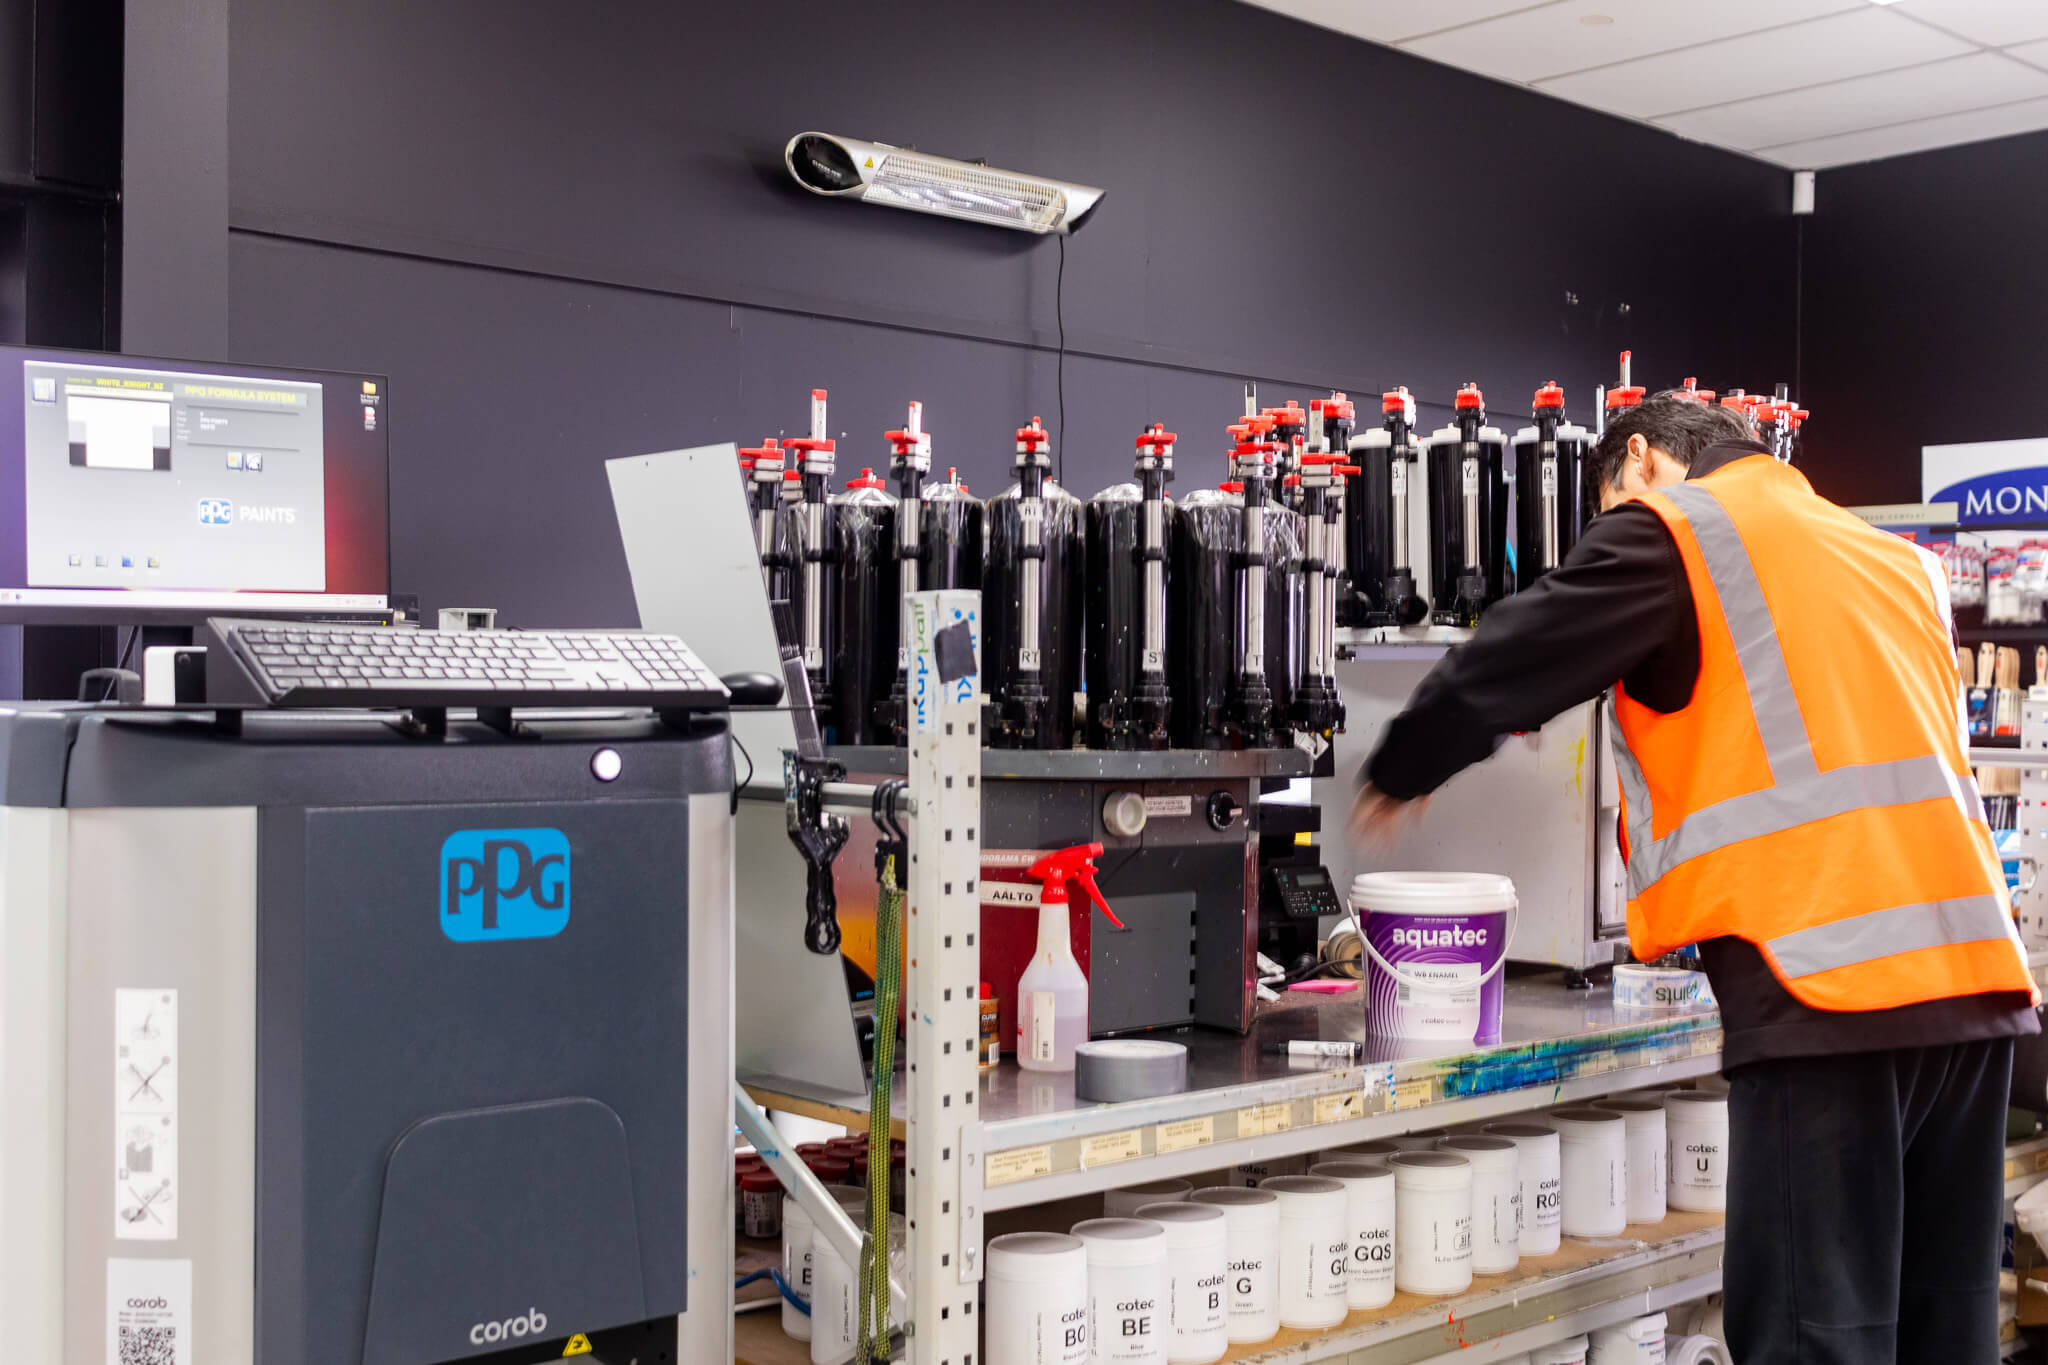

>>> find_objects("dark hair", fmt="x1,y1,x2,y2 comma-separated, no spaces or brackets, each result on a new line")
1591,397,1755,490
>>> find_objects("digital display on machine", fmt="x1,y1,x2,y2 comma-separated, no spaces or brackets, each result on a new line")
0,345,389,619
1292,870,1328,888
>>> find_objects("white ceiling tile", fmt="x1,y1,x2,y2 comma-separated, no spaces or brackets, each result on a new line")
1655,51,2048,150
1234,0,1549,45
2011,37,2048,69
1535,7,1974,118
1753,94,2048,166
1893,0,2048,48
1399,0,1852,84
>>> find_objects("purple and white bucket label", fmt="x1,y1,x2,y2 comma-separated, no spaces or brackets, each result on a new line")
1364,910,1507,1044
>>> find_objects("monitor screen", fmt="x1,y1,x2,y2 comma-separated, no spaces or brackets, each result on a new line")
0,345,390,622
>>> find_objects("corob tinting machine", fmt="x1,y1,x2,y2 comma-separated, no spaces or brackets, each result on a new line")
1,620,737,1365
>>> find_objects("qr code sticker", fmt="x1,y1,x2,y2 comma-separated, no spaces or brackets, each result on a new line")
118,1325,177,1365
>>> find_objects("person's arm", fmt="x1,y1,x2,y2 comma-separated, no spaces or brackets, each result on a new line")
1365,504,1689,800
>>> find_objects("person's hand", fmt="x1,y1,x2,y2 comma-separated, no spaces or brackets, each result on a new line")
1349,783,1428,848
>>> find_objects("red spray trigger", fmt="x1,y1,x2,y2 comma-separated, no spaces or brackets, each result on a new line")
1026,841,1126,930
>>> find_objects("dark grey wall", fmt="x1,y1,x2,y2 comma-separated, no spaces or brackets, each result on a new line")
219,0,1797,626
1799,127,2048,509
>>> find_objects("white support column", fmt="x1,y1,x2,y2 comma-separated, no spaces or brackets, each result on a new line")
904,588,985,1365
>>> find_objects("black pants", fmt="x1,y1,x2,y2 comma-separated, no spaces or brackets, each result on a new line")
1726,1039,2014,1364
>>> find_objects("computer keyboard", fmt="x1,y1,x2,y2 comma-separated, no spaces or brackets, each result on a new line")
203,617,730,712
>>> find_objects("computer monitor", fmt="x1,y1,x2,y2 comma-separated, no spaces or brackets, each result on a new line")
0,344,390,622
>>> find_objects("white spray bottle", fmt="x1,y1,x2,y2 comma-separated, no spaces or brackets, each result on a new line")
1016,841,1124,1072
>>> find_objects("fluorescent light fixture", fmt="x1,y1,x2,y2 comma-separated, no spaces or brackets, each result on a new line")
784,132,1104,235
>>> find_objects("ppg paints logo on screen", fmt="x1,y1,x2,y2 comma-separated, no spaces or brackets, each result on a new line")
440,828,571,942
197,498,233,526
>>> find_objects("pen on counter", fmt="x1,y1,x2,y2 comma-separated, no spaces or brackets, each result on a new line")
1262,1040,1364,1059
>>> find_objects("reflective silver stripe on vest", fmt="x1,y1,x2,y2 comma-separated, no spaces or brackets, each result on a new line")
1766,894,2011,980
1626,752,1983,897
1662,483,1818,783
1605,695,1655,862
1617,477,1992,903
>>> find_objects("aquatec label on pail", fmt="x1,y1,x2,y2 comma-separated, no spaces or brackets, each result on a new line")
1365,910,1506,1045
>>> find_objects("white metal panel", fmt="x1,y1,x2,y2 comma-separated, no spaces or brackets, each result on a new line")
1897,0,2048,48
2012,37,2048,70
1657,51,2048,149
1236,0,1546,44
680,793,737,1363
1537,7,1971,118
1401,0,1849,84
0,807,67,1363
1755,91,2048,165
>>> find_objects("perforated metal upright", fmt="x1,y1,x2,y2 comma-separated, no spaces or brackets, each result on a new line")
903,588,986,1365
2015,697,2048,949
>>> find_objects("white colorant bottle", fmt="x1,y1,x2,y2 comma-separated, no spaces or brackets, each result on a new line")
1599,1099,1668,1225
1485,1121,1562,1256
1259,1175,1351,1329
1229,1155,1308,1187
1389,1150,1474,1296
1438,1135,1521,1274
1134,1201,1230,1365
1552,1108,1628,1238
1017,843,1124,1072
1664,1091,1730,1212
1310,1160,1396,1310
1105,1179,1193,1219
1071,1217,1171,1365
1188,1186,1281,1343
810,1212,906,1365
1589,1310,1667,1363
1390,1127,1451,1151
985,1231,1091,1365
780,1183,866,1342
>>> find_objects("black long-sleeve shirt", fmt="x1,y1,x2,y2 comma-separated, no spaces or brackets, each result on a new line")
1364,441,2036,1070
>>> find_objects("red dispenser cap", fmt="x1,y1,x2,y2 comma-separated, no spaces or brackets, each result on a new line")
1606,387,1645,410
1454,383,1484,411
1382,387,1413,414
1325,392,1356,420
1026,842,1123,928
1533,382,1565,411
847,467,886,490
1016,418,1051,453
1220,480,1244,494
1136,424,1177,451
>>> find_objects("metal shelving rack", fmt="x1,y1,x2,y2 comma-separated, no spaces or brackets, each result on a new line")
750,600,1732,1365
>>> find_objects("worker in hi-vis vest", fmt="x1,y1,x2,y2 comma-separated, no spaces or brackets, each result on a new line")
1355,394,2037,1365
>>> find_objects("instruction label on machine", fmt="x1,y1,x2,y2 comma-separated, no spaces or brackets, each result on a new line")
1142,795,1191,818
106,1257,191,1365
113,989,179,1240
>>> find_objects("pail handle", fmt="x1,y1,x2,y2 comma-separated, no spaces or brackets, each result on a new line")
1355,899,1519,997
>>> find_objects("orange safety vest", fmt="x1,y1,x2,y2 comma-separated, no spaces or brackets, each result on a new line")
1612,454,2037,1013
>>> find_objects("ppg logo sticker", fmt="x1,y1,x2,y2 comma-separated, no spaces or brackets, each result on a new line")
197,498,232,526
440,828,571,942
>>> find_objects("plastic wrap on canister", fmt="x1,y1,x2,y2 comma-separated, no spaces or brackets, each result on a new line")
1086,481,1178,750
921,470,985,592
1169,485,1243,749
829,470,898,745
1512,383,1593,591
1424,385,1511,628
1263,503,1304,740
985,477,1085,749
774,491,839,714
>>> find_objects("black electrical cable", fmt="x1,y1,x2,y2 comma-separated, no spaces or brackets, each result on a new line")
729,730,754,815
1056,234,1067,488
100,626,139,701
